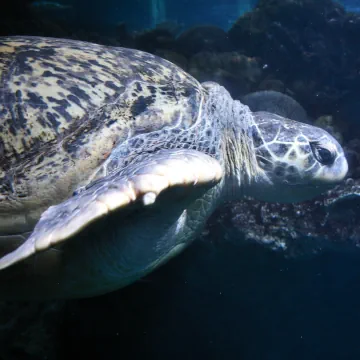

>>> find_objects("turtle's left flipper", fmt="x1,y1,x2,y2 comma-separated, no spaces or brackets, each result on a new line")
0,149,223,270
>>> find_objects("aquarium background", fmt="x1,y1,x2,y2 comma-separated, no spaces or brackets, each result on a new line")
2,0,360,359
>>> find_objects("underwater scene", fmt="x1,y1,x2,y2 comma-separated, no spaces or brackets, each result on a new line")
1,0,360,359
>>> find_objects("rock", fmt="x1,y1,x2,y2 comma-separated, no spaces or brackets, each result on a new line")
314,115,343,143
258,76,286,92
334,92,360,141
241,90,309,122
134,28,175,53
228,0,360,123
188,51,262,98
202,176,360,259
155,21,184,37
154,50,188,71
114,22,135,48
344,139,360,179
176,25,233,57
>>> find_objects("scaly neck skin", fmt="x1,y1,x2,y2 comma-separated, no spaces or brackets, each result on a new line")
219,103,261,203
200,83,262,203
220,129,251,202
220,125,278,203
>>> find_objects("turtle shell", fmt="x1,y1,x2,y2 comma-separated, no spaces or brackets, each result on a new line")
0,36,204,233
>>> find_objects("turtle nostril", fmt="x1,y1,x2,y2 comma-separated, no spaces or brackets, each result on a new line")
274,166,285,177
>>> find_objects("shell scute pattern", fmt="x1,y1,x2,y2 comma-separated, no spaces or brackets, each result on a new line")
0,36,201,159
0,36,204,231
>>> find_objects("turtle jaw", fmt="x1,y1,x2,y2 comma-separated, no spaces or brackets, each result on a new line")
311,148,348,186
246,149,348,204
247,154,348,203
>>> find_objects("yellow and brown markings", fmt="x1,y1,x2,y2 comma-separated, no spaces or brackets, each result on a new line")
0,36,203,229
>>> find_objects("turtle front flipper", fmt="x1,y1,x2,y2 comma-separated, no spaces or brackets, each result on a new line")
0,149,223,271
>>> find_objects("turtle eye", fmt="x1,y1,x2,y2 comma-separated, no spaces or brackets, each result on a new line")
310,141,335,165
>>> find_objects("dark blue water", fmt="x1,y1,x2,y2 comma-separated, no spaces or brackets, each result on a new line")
21,0,360,32
64,240,360,360
19,0,259,34
59,0,258,31
339,0,360,12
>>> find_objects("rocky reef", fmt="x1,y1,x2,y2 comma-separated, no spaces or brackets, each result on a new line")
204,177,360,258
229,0,360,140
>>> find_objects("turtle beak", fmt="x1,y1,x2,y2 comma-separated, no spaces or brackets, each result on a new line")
313,149,348,185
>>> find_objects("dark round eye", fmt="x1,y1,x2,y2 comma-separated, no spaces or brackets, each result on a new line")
310,142,335,165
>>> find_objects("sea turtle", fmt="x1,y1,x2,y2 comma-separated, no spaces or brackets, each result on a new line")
0,36,348,300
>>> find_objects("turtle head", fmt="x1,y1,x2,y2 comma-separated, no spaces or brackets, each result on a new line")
247,111,348,203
